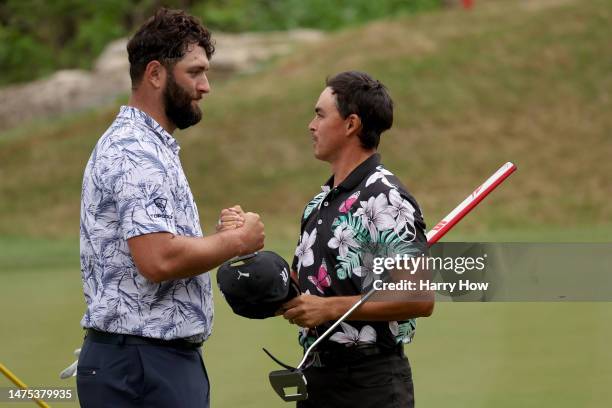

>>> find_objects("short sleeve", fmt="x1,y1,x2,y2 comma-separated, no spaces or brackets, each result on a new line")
110,146,178,240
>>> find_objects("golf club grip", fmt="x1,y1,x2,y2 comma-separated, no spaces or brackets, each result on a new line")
296,162,517,369
426,162,516,244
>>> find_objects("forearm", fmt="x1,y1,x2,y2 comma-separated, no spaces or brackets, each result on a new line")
326,296,434,321
129,230,245,283
159,230,246,280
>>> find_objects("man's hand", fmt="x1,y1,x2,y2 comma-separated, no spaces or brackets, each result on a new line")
216,205,264,255
236,212,265,255
216,205,245,232
281,294,336,328
279,290,434,327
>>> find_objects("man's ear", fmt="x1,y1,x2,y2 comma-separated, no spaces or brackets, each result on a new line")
346,114,362,136
143,60,166,89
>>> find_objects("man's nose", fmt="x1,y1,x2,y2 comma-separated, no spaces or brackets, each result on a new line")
197,75,210,93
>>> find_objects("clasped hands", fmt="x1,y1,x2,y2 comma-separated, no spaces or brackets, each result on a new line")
216,205,265,255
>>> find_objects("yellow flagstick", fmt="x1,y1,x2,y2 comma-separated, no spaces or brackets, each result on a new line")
0,362,51,408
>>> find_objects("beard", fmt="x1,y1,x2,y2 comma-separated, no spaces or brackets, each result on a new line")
163,73,202,130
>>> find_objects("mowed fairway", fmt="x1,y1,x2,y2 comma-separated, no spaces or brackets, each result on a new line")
1,227,611,408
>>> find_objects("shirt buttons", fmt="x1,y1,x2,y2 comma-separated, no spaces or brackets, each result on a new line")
323,202,329,207
317,219,322,225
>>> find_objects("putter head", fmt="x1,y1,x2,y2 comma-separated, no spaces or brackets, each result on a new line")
269,369,308,402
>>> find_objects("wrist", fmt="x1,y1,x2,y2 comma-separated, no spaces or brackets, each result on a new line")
224,228,246,258
325,297,344,321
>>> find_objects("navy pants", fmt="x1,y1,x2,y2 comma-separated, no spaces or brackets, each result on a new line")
77,336,209,408
297,353,414,408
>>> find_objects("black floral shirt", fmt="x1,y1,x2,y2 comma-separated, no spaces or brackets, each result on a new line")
292,153,427,351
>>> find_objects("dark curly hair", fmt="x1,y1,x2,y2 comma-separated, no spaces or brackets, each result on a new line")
127,8,215,87
326,71,394,150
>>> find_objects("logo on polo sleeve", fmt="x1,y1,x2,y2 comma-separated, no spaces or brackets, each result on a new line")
148,197,174,220
154,198,167,212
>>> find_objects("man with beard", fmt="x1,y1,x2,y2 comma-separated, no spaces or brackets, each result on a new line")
77,9,264,408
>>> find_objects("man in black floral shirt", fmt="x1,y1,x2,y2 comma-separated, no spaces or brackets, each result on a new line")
281,71,434,408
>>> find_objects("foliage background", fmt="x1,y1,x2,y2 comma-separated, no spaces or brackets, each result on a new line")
0,0,440,85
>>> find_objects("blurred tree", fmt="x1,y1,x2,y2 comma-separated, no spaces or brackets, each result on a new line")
0,0,441,86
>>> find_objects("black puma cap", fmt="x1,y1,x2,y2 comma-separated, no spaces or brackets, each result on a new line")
217,251,300,319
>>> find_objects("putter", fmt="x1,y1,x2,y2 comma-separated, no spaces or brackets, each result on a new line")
264,162,517,402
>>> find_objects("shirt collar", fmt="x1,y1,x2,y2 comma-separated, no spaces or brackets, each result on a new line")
324,153,381,191
118,105,181,154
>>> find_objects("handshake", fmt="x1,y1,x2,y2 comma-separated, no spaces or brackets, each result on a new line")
216,205,265,256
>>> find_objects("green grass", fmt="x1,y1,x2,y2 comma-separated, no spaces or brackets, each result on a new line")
1,227,611,407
